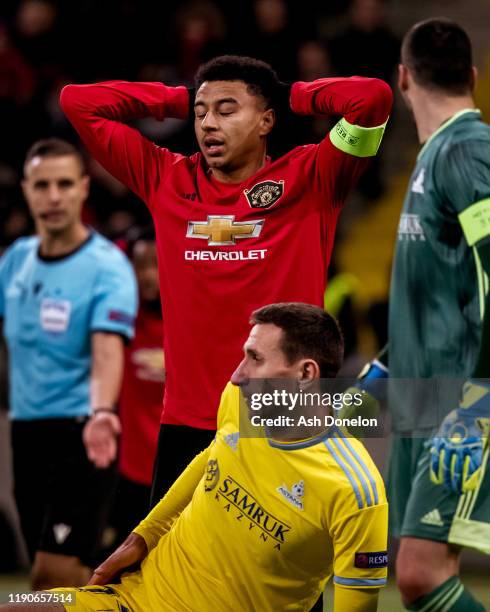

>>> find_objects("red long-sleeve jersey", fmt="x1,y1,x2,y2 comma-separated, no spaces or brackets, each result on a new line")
60,77,392,429
119,309,164,486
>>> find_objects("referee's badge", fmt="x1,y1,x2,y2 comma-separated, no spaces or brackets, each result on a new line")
244,180,285,209
40,298,72,333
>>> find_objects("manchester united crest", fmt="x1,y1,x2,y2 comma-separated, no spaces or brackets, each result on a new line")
244,180,285,209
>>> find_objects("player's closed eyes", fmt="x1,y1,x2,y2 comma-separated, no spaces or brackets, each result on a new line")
196,112,233,119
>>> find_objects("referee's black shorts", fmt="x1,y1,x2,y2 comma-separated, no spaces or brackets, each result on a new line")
11,417,116,566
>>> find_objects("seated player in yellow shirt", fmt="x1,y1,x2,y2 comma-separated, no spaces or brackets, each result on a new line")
2,303,388,612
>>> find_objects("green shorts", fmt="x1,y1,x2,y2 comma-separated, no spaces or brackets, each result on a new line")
387,435,490,554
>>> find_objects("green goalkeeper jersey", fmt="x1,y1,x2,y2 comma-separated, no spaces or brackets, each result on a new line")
388,110,490,431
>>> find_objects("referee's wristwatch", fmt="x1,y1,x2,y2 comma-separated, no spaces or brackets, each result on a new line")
90,407,118,420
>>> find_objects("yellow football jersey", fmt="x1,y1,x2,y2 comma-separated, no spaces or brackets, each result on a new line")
121,382,388,611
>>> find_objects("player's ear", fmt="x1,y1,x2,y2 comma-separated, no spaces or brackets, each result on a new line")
299,359,320,383
398,64,409,93
260,108,275,136
81,174,90,199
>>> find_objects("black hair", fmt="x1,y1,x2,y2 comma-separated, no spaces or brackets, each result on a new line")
402,18,473,95
195,55,281,108
24,138,87,175
251,302,344,378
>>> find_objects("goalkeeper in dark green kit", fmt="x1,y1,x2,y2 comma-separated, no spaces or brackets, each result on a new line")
384,18,490,612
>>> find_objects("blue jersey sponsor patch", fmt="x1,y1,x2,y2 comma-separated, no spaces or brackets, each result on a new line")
355,551,388,569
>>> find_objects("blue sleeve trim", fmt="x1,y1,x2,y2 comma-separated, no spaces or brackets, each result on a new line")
324,439,364,509
330,435,373,507
333,430,379,505
334,576,387,587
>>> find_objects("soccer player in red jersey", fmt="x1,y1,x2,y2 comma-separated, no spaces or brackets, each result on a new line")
115,227,165,542
60,55,392,506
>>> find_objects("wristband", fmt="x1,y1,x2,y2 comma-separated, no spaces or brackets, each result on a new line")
356,359,388,403
91,408,116,416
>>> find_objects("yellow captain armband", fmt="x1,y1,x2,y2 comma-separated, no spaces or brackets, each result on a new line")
329,117,388,157
458,198,490,246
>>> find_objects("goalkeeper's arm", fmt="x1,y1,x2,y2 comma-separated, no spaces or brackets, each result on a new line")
430,221,490,492
471,239,490,379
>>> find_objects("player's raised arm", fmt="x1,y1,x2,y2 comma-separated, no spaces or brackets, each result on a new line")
290,76,393,205
291,76,393,145
59,81,190,205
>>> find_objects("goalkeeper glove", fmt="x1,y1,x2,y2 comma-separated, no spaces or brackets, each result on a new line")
430,380,490,494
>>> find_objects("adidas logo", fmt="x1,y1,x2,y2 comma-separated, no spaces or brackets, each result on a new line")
224,432,239,451
420,509,443,527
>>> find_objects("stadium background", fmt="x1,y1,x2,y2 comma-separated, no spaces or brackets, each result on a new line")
0,0,489,608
